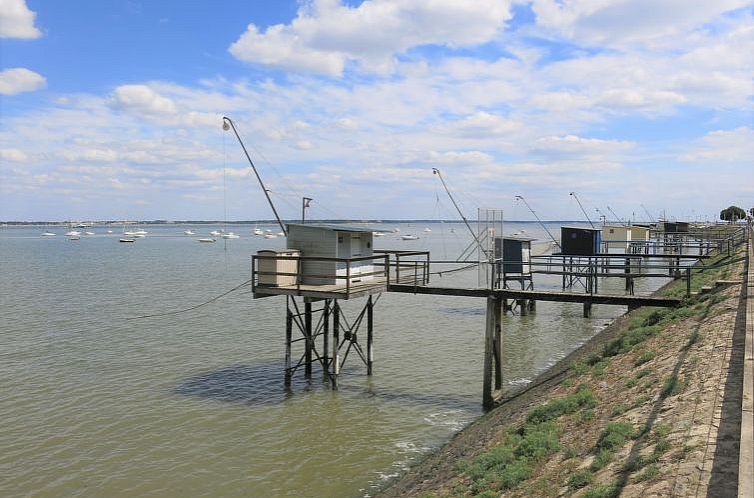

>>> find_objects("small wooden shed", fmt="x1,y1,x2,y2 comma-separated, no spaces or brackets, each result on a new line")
494,236,534,276
285,223,375,285
560,226,602,256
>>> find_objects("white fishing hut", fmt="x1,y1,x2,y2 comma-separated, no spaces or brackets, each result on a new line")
601,224,632,252
285,223,375,285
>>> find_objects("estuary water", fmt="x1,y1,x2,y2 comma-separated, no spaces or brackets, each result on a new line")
0,222,671,497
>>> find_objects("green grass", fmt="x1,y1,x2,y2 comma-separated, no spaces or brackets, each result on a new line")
526,385,597,424
460,386,598,494
583,481,621,498
634,351,657,366
637,463,660,481
603,326,660,357
590,448,614,471
563,446,579,460
660,374,687,398
596,422,635,451
567,470,594,489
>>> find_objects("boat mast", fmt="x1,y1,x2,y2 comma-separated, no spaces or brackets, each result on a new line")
569,192,595,228
514,195,561,249
222,116,287,236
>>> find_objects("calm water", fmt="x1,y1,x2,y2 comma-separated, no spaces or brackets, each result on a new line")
0,222,672,497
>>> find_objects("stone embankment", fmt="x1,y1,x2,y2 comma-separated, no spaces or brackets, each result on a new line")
379,231,750,498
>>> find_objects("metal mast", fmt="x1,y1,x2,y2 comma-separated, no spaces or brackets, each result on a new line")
432,168,481,246
640,203,655,223
606,205,624,225
514,195,561,249
569,192,595,228
222,116,287,236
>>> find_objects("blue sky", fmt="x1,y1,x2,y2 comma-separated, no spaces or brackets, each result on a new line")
1,0,752,222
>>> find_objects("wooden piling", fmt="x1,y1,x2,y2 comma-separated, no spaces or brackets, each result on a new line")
367,295,374,375
323,299,330,381
304,301,312,378
332,300,340,389
285,303,293,387
484,296,502,410
583,301,592,318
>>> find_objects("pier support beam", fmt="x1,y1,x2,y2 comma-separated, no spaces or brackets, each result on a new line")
304,301,313,378
285,303,293,387
367,295,374,375
583,302,593,318
483,296,503,410
332,300,340,389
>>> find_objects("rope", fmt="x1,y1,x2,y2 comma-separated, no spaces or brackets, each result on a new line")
126,279,252,320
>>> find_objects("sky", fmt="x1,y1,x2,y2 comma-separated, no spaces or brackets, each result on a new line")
0,0,752,223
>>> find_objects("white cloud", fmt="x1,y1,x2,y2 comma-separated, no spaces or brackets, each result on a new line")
0,0,42,39
680,127,754,162
0,67,46,95
229,0,513,75
0,148,28,162
110,85,178,115
531,0,751,46
532,135,634,159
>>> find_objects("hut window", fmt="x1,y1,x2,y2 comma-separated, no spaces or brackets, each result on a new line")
338,236,343,243
367,242,371,249
609,229,615,234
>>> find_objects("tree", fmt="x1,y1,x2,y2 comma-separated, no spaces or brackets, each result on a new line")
720,205,746,222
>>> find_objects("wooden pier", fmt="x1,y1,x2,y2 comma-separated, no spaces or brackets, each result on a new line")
251,225,747,409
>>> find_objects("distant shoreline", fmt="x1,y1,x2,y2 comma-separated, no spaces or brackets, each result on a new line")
0,219,617,226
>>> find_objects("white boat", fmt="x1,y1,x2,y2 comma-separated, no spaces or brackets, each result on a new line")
198,238,216,243
84,231,95,235
119,238,135,243
373,232,385,237
222,232,240,239
107,230,113,234
401,234,419,240
184,230,196,235
253,228,264,236
41,232,56,236
263,233,277,239
423,227,432,233
132,233,146,238
68,235,80,241
65,230,81,236
276,231,285,236
123,230,136,236
210,230,222,237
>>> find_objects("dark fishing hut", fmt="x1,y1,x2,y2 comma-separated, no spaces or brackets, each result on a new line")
560,226,602,256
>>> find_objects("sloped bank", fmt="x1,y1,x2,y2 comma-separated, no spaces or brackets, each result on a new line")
378,245,748,498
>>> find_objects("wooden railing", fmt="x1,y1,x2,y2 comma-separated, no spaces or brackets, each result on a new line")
251,250,430,298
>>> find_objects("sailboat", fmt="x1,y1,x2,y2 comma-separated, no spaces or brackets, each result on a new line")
184,230,196,235
253,227,264,236
222,232,240,239
41,231,56,236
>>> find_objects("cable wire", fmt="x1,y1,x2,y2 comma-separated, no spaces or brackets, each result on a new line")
126,279,252,320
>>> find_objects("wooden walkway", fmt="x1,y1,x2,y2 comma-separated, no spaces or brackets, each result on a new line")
387,284,682,309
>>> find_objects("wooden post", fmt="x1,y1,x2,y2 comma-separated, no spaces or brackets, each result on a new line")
304,301,312,378
323,299,330,380
483,296,498,410
686,268,691,297
583,301,592,318
285,303,292,387
367,295,374,375
624,258,631,292
332,300,340,389
493,297,502,391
